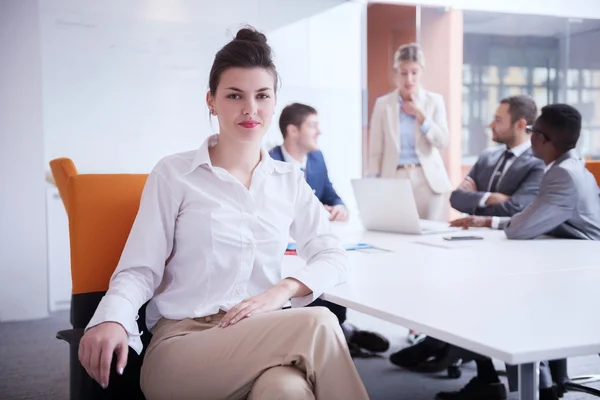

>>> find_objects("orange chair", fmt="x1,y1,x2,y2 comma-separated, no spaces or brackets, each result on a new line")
50,158,148,400
586,160,600,187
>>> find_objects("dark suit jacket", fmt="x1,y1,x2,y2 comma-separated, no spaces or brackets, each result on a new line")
269,146,344,207
450,145,544,217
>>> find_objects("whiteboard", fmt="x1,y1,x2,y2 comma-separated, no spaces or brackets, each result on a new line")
39,0,363,214
41,7,226,173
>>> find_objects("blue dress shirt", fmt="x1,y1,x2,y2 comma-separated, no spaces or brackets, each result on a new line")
397,96,431,166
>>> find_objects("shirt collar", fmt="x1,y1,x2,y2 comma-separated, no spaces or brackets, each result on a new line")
507,140,531,158
185,134,276,175
543,149,580,174
544,160,555,174
187,134,217,173
280,144,307,170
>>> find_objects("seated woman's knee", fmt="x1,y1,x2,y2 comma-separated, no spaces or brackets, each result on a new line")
299,306,339,328
250,366,313,400
258,380,312,400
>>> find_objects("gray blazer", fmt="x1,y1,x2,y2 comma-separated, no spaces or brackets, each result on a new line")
499,149,600,240
450,146,544,217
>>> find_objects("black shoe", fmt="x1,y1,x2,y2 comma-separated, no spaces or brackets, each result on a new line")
436,377,507,400
349,329,390,353
540,386,560,400
390,337,447,369
348,341,381,358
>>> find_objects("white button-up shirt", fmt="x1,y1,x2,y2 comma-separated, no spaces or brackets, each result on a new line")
87,134,348,354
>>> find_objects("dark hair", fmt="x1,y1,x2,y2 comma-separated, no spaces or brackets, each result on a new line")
278,103,318,139
500,95,537,125
208,27,279,95
538,104,582,153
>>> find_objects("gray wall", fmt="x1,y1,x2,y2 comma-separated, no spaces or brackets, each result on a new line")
0,0,49,321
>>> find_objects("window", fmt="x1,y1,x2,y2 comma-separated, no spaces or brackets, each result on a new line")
462,12,600,159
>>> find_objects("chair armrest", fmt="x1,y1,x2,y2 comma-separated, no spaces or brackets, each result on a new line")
56,328,85,345
563,381,600,396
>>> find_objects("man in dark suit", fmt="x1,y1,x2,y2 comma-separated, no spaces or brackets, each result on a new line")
452,103,600,239
443,104,600,400
450,95,544,217
269,103,348,221
270,103,389,356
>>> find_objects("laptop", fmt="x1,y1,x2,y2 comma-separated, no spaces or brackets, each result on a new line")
351,178,459,235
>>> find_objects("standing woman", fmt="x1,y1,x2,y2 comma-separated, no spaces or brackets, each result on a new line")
77,27,369,400
368,43,452,222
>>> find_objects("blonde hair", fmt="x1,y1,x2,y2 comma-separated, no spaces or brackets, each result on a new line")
393,43,425,69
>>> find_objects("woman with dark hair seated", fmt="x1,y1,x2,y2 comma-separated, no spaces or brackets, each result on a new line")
77,27,369,400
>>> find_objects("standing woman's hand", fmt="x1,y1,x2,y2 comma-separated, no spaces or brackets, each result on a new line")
401,100,426,125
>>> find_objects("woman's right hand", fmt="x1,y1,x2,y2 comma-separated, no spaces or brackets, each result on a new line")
78,322,129,389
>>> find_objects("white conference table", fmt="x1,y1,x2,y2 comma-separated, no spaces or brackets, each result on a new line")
284,221,600,400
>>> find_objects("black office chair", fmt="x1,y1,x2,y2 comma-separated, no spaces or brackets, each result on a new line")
56,298,151,400
562,356,600,397
541,357,600,397
50,158,150,400
563,380,600,397
512,358,600,398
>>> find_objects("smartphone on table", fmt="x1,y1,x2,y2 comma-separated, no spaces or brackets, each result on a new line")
443,235,483,241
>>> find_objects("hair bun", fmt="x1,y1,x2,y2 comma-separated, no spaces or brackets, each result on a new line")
234,27,268,45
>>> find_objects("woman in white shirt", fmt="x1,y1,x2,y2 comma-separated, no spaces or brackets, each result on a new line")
78,27,369,400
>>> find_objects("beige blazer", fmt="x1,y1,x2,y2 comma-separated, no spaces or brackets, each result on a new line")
368,89,452,194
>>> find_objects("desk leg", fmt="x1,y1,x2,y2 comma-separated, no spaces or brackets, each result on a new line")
519,362,539,400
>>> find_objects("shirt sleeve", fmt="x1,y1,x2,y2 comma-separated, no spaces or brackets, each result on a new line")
285,173,349,307
492,216,512,230
419,117,432,134
479,192,492,208
86,169,178,354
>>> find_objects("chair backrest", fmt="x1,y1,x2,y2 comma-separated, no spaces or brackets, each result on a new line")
586,160,600,187
49,158,148,327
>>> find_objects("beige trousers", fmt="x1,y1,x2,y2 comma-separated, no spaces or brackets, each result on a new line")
140,307,370,400
394,166,445,221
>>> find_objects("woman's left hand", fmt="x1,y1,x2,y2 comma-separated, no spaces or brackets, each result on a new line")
220,279,305,327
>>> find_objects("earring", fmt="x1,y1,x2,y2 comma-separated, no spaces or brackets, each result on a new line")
210,109,216,116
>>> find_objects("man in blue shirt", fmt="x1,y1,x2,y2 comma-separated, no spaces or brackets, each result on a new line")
269,103,348,221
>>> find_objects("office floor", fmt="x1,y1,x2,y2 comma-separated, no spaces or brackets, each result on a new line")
1,309,599,400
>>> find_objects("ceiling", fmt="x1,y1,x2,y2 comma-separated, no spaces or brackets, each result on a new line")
462,10,600,38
